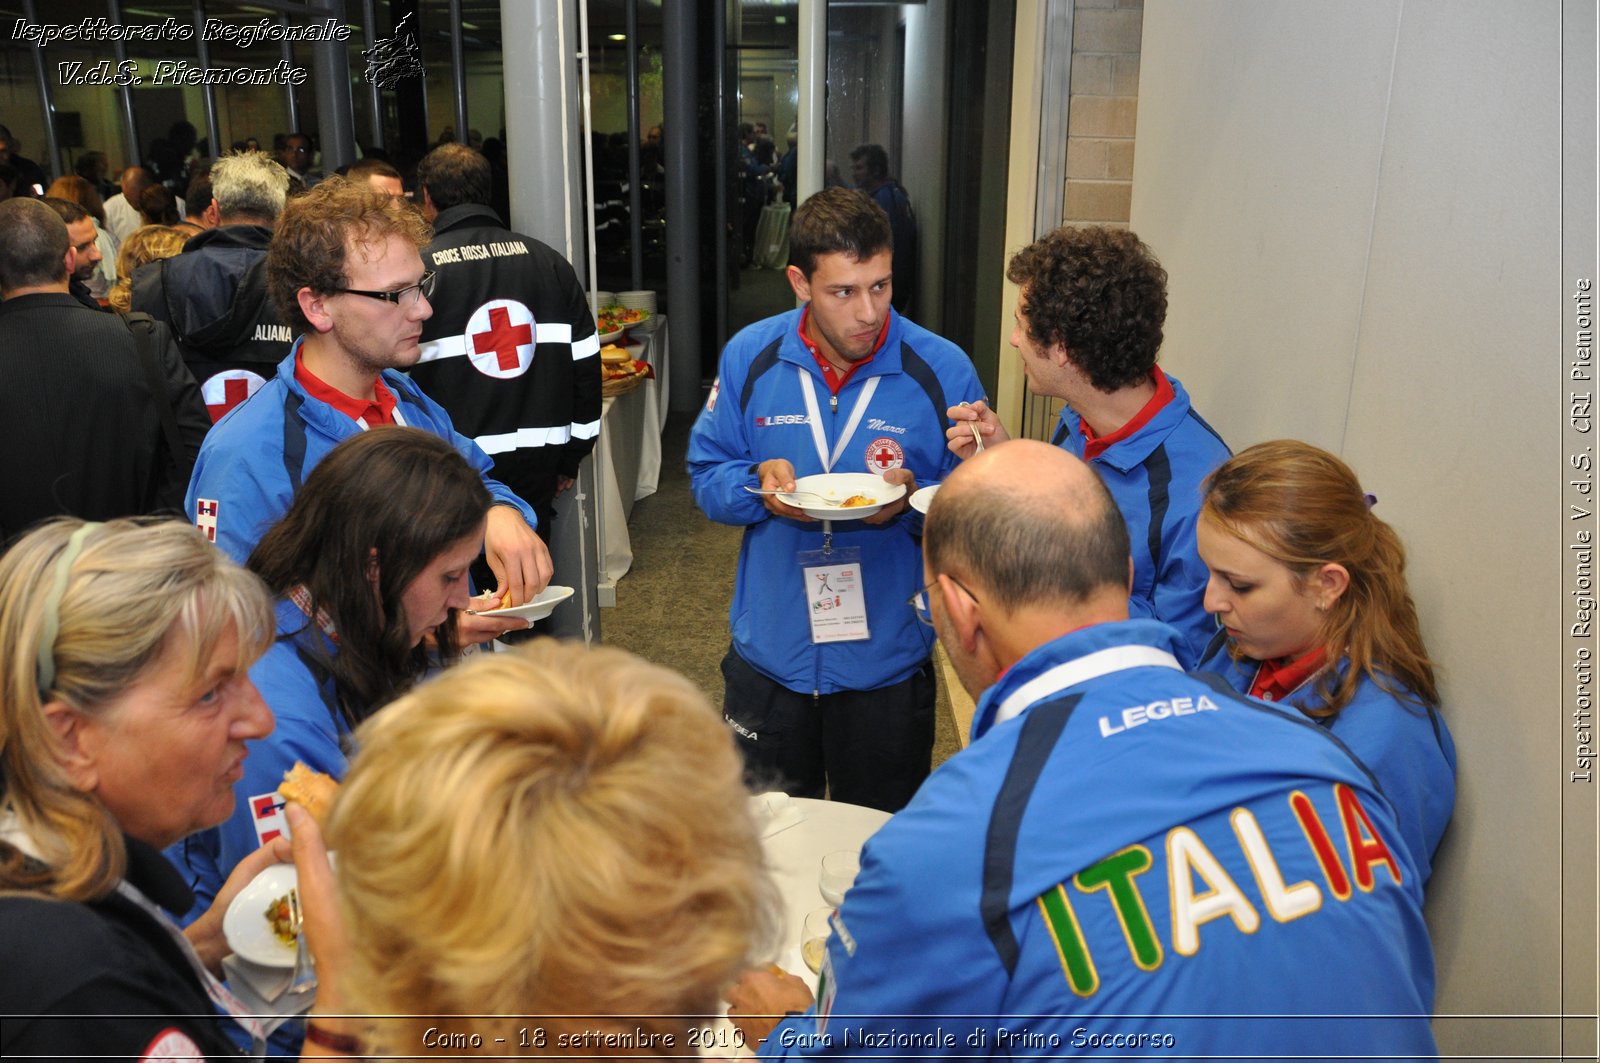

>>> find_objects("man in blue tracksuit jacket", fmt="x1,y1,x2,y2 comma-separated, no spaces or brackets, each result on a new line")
948,227,1229,668
729,442,1439,1061
183,177,549,636
689,188,983,812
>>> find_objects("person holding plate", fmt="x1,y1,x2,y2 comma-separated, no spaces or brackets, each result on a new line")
0,518,296,1059
688,186,984,813
168,427,496,1015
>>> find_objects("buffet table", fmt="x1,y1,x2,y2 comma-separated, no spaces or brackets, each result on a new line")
594,316,670,603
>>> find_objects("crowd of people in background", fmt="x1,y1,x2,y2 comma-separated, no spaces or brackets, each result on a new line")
0,108,1456,1063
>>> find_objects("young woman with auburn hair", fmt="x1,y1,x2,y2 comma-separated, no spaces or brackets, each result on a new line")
1196,439,1456,884
169,427,490,928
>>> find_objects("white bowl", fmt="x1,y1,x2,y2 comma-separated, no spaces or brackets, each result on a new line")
469,584,576,621
908,484,940,514
223,864,300,968
780,473,906,521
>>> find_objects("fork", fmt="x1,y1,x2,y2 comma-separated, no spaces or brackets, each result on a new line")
286,888,318,994
742,486,839,504
959,400,985,453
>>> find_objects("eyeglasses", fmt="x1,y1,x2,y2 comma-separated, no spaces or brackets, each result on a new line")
907,575,978,627
332,270,436,307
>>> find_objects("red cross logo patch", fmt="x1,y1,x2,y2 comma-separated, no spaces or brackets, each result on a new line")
866,437,904,472
201,369,268,422
466,299,536,378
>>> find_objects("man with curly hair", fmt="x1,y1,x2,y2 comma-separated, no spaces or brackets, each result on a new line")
947,226,1229,667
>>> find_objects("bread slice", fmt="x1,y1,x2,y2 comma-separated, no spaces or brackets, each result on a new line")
277,761,339,828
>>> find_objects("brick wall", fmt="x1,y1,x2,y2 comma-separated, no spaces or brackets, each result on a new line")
1063,0,1142,227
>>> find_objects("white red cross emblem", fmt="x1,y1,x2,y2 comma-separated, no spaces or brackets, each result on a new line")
194,498,219,542
466,299,536,379
201,369,268,422
866,436,904,471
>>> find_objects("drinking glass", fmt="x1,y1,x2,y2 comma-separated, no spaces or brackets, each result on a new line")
800,907,833,974
819,849,860,907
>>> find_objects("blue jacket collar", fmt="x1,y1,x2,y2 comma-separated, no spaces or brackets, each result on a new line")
1060,373,1197,473
971,619,1187,741
275,338,428,436
777,306,907,380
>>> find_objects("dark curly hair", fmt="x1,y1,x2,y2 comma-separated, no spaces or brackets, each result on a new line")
1006,226,1168,392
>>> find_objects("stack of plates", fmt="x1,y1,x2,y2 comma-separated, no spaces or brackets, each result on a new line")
592,290,617,308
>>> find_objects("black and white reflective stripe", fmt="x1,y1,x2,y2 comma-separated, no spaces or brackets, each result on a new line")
417,323,592,363
475,417,600,455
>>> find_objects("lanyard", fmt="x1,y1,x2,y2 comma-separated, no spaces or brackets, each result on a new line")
113,880,268,1055
797,367,879,473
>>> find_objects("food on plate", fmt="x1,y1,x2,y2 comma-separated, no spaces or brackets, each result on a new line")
838,494,876,508
597,305,649,333
277,761,339,827
602,358,652,382
499,589,514,609
266,891,296,947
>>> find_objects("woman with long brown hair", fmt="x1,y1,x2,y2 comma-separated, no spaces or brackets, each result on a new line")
168,427,490,925
1196,439,1456,884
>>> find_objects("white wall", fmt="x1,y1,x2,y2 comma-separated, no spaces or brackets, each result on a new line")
1134,1,1588,1057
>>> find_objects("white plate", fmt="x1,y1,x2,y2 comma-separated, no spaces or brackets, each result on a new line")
780,473,906,521
469,584,576,621
908,484,940,514
223,863,299,968
597,327,625,345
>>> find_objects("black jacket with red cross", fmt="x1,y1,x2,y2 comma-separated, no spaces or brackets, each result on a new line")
411,204,602,509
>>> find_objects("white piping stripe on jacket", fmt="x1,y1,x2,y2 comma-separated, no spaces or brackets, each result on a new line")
992,646,1183,728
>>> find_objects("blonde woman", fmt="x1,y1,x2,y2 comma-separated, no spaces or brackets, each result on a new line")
108,224,189,313
1196,440,1456,884
300,641,779,1059
0,519,302,1059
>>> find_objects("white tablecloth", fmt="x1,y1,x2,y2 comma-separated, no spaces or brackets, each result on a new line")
758,796,891,977
595,317,670,597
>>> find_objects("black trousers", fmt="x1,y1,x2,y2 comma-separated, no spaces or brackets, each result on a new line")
720,645,936,814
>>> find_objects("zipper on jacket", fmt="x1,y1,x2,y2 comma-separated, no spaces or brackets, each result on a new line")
830,393,838,413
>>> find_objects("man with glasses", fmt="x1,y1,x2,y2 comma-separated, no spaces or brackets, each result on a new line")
688,187,984,813
729,439,1439,1060
185,177,550,642
278,132,317,187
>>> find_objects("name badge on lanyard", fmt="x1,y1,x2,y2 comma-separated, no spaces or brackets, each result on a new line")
794,367,880,644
